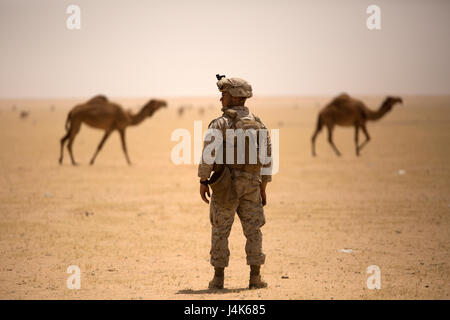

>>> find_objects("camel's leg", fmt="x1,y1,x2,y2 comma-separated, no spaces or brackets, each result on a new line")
311,116,323,157
354,124,360,156
67,121,81,166
119,129,131,165
90,130,112,165
59,131,70,164
358,124,371,153
326,125,341,156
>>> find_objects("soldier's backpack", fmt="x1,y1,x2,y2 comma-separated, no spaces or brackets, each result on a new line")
222,108,266,174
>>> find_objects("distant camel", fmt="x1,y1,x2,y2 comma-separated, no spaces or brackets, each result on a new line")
177,106,185,117
311,94,403,156
59,95,167,165
20,110,29,119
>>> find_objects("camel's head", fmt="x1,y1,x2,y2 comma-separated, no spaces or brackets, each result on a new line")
383,96,403,112
156,99,168,107
386,96,403,105
143,99,167,116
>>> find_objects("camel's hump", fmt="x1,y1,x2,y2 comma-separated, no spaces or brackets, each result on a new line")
334,93,350,100
329,93,353,106
87,95,108,104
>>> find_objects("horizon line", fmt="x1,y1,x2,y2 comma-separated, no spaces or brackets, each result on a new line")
1,93,450,101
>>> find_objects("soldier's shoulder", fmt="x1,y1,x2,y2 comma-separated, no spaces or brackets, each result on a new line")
208,115,228,129
251,112,266,126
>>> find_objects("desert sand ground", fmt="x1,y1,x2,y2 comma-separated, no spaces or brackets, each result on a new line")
0,96,449,300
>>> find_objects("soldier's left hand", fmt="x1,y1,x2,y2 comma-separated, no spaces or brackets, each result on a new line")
200,183,211,204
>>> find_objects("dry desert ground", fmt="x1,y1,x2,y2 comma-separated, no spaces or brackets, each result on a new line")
0,96,449,299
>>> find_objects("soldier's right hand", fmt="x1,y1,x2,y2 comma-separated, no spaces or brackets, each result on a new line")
200,183,211,204
260,181,268,206
260,188,267,206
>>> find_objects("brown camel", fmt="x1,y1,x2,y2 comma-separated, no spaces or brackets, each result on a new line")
59,95,167,165
311,93,403,156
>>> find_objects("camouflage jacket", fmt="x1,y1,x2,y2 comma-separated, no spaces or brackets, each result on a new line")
198,106,272,182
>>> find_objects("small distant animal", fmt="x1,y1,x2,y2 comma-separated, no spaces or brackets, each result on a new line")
20,111,29,119
59,95,167,165
311,93,403,156
178,106,185,117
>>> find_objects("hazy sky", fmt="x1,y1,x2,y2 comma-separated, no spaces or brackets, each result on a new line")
0,0,449,98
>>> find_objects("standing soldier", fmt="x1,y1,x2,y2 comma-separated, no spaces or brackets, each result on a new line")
198,75,272,289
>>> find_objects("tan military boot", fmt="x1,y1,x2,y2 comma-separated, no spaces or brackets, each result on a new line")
208,267,224,289
249,265,267,289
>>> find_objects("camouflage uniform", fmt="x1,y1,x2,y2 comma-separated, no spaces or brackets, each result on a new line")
198,103,272,268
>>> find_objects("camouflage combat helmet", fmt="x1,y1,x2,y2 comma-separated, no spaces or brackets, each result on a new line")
216,74,253,98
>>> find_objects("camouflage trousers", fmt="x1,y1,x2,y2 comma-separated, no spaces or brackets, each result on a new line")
209,169,266,268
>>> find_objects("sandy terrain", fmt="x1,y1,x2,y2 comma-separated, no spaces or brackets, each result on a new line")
0,96,449,299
